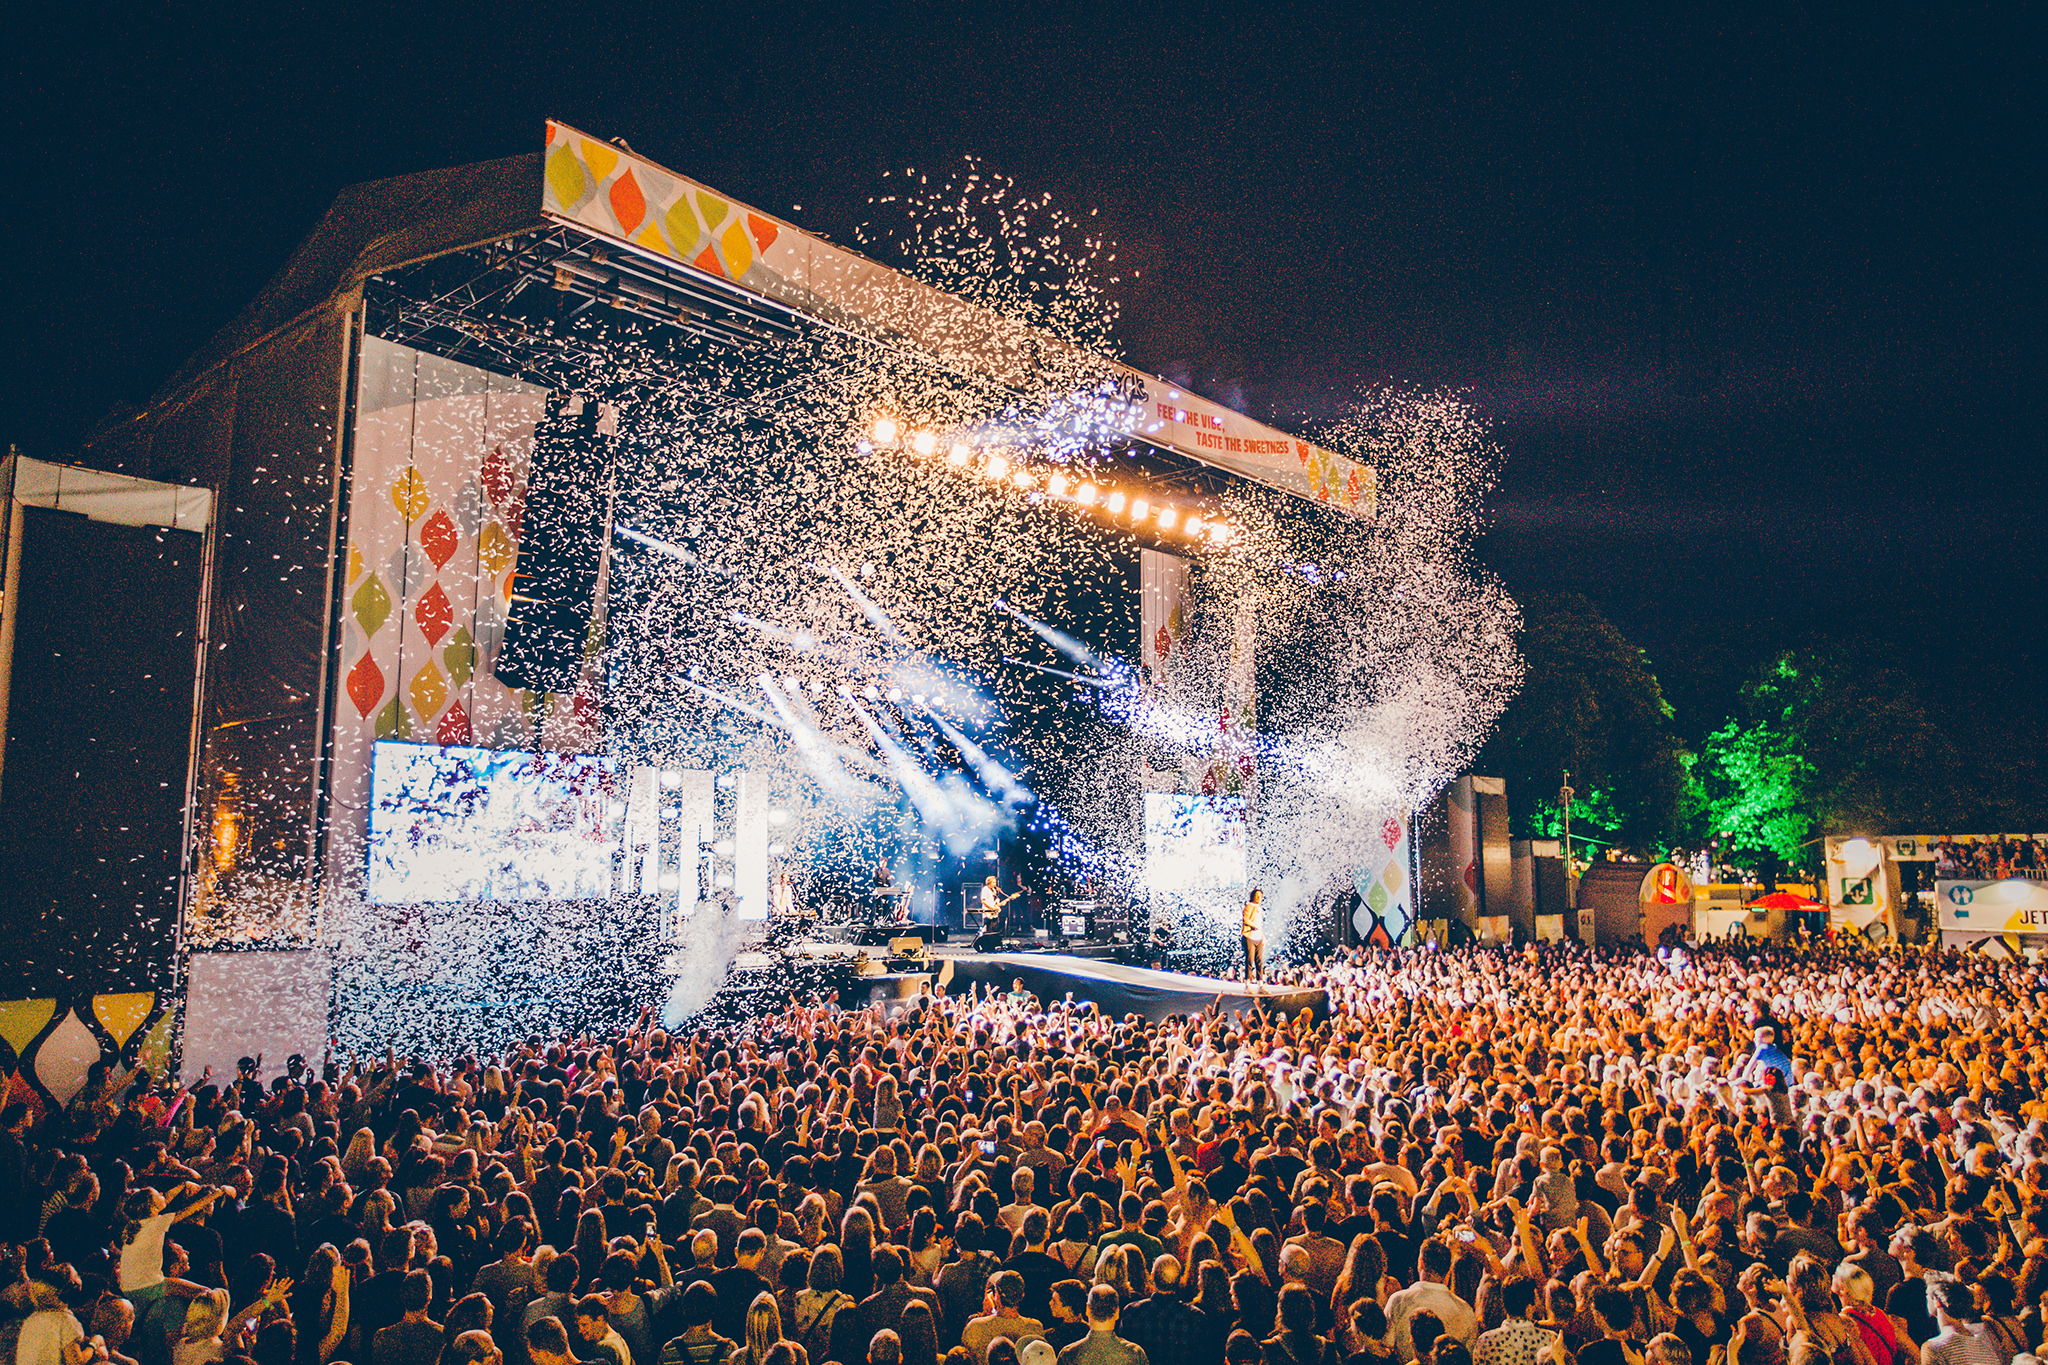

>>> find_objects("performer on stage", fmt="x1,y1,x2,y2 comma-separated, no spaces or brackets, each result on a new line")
981,875,1019,935
860,857,909,928
770,868,795,918
1242,888,1266,982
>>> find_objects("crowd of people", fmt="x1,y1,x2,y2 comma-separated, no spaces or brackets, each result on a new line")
7,936,2048,1365
1933,839,2048,882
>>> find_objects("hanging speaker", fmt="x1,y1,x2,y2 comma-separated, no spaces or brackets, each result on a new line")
495,393,614,694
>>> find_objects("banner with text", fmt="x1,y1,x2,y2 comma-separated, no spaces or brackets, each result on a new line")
1937,879,2048,934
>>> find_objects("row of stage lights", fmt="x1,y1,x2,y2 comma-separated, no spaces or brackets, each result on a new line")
866,418,1240,546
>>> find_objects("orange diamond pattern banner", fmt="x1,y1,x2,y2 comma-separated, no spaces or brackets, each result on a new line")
539,117,1373,519
544,122,780,287
332,337,560,896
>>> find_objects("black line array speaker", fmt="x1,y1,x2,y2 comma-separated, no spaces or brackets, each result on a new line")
496,394,615,694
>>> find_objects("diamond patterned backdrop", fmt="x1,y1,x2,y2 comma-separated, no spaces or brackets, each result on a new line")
324,338,559,896
0,990,172,1123
1352,813,1415,947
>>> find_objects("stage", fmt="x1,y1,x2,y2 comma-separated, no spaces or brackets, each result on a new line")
938,951,1325,1020
740,942,1327,1023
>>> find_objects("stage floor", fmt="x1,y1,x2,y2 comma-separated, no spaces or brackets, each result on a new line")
934,951,1326,1021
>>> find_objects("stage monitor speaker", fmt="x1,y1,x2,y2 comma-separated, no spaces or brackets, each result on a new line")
496,394,615,694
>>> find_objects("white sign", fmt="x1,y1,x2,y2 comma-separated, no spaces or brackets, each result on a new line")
1938,879,2048,934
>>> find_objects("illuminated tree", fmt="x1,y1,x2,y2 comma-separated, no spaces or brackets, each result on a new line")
1686,645,1961,877
1685,711,1813,862
1752,646,1957,835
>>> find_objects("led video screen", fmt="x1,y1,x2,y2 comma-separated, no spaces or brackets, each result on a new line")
1143,792,1248,901
367,741,621,903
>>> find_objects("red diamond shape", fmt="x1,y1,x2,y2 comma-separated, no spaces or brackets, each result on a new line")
436,700,472,746
415,582,454,646
420,509,458,571
347,652,384,718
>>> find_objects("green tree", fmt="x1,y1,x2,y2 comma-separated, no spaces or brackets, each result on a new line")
1686,708,1813,862
1687,644,1961,878
1479,593,1688,847
1755,644,1958,834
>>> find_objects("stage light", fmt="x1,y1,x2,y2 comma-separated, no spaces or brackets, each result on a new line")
659,873,681,891
784,674,801,691
768,809,789,825
886,688,903,701
985,453,1010,479
1076,482,1098,505
863,685,880,700
861,562,875,577
768,842,786,855
947,443,971,466
714,873,734,889
1131,497,1151,522
1012,468,1033,489
872,417,899,444
911,430,937,456
1048,473,1069,497
1104,490,1125,513
660,770,682,789
1157,506,1178,529
1184,515,1205,537
713,840,734,856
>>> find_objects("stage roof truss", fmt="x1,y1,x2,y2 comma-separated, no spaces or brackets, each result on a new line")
539,120,1377,521
363,232,1323,543
107,133,1372,528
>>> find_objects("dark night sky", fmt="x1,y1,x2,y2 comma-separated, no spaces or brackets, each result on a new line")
7,3,2040,722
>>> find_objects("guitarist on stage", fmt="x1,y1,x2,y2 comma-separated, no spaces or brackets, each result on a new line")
981,875,1020,936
